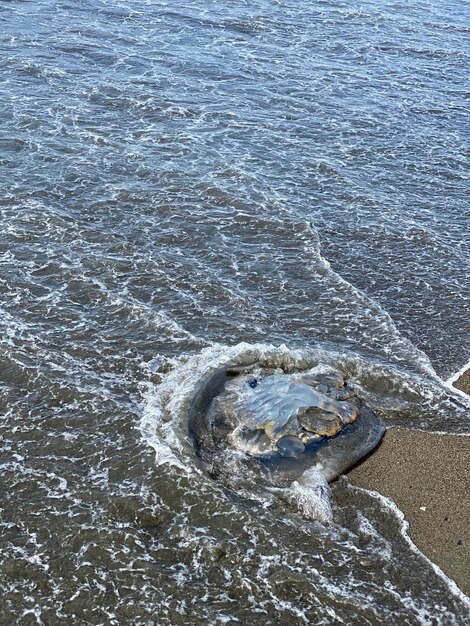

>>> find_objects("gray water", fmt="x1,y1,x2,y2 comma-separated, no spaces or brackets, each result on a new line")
1,1,470,624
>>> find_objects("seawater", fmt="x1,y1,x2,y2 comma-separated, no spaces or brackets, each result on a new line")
1,1,469,624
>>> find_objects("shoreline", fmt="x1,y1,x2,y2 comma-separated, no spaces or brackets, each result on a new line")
347,372,470,597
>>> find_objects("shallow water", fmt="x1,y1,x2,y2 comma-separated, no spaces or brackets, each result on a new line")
1,1,470,624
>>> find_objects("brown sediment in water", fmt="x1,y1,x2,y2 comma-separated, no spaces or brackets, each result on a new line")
347,373,470,597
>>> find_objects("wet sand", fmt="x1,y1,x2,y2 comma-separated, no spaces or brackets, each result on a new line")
348,374,470,596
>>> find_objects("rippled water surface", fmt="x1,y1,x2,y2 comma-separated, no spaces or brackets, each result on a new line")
1,1,469,624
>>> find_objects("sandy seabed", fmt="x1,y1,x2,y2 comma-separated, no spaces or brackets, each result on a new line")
348,373,470,596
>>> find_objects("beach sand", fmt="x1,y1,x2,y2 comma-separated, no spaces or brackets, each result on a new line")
347,374,470,596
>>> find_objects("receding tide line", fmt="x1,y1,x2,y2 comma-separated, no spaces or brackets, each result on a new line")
446,361,470,387
445,361,470,403
350,485,470,608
